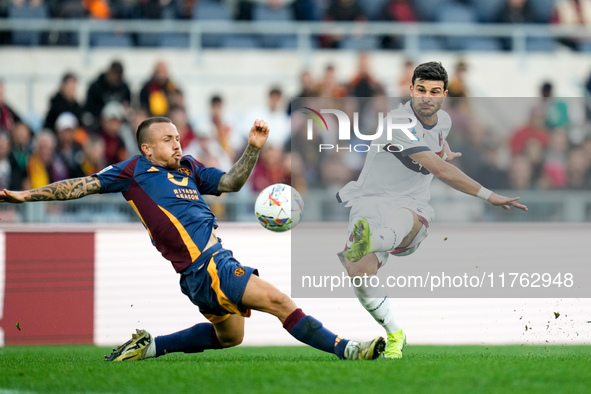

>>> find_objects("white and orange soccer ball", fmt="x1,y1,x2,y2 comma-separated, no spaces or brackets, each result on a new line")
254,183,304,232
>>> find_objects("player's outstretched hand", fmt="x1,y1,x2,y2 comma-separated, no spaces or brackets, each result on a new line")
0,189,26,204
249,119,270,149
488,192,528,211
442,140,462,161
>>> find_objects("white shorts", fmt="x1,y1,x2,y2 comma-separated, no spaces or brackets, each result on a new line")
338,196,434,269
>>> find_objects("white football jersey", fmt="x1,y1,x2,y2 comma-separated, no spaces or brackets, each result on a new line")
337,100,452,205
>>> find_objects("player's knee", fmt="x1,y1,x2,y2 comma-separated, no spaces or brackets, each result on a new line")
218,333,243,348
345,253,379,277
346,265,365,278
346,262,377,277
268,290,291,309
266,289,298,319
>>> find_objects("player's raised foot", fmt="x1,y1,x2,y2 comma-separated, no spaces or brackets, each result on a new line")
384,329,406,359
345,217,372,263
344,336,385,360
104,329,156,361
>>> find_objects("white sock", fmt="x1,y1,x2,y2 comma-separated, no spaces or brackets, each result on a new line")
353,277,402,334
143,337,156,359
370,209,414,253
343,341,359,360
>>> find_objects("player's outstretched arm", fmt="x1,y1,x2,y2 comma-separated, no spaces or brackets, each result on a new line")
0,176,102,204
440,140,462,162
218,119,269,193
410,150,528,212
486,192,528,211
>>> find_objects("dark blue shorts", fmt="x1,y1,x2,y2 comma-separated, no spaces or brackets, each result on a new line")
179,242,258,324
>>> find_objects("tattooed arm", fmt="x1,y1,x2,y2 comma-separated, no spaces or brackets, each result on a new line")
218,145,261,193
0,176,102,204
218,119,270,193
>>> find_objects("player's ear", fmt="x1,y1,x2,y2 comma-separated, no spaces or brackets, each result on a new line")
141,143,151,157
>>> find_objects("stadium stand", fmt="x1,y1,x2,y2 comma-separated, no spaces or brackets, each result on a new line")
2,0,591,224
8,0,48,46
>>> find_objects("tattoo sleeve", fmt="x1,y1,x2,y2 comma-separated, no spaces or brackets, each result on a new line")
27,176,102,202
218,145,261,192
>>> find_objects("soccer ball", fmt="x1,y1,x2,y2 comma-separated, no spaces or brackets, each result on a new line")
254,183,304,232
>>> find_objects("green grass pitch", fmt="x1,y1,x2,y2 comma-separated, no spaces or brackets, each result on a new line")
1,345,590,393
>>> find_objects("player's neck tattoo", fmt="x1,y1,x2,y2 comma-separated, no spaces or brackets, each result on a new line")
28,176,102,201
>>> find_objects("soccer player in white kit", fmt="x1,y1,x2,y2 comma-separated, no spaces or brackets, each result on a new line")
337,61,528,359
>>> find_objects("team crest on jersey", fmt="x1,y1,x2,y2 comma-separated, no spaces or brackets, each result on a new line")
439,131,443,147
178,167,191,176
234,267,246,277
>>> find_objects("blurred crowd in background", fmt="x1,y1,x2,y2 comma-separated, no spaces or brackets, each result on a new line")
1,0,591,51
0,60,247,191
2,53,591,207
289,56,591,196
1,0,591,221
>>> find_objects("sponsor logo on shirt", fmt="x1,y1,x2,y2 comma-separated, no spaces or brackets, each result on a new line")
173,188,200,200
97,165,113,175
